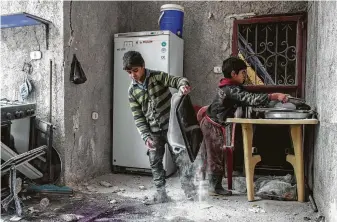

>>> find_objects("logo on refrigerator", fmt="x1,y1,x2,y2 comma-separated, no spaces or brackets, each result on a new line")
161,56,166,60
161,42,167,47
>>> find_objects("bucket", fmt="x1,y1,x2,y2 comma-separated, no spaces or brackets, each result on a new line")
159,4,184,37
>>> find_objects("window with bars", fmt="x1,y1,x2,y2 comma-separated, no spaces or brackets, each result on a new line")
232,14,306,97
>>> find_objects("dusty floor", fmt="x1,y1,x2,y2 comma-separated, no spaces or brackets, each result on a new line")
1,173,322,222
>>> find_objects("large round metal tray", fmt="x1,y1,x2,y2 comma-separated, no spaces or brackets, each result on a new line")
264,111,311,119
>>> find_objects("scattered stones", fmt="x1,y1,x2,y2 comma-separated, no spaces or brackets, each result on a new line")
100,181,112,188
304,217,311,221
139,185,146,190
60,214,84,222
119,188,126,192
83,182,89,186
109,199,117,204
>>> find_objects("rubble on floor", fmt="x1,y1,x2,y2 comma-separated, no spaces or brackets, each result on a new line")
0,174,321,222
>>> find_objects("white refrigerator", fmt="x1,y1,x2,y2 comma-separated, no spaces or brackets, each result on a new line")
113,31,184,176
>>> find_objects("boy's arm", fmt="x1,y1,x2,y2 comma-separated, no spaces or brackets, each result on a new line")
154,71,189,89
224,85,270,106
128,92,151,142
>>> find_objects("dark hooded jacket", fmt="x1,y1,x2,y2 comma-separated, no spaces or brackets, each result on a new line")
206,78,271,126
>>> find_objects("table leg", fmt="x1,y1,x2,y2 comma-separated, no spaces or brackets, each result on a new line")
286,124,305,202
242,123,261,201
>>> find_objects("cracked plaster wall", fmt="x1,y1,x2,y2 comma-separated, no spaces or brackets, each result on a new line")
63,1,130,184
1,0,66,181
130,1,307,106
306,1,337,221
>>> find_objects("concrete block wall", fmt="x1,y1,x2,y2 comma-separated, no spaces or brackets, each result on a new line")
1,0,66,181
129,1,307,106
306,1,337,221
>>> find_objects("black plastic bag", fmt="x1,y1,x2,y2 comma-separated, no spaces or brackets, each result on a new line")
70,54,87,84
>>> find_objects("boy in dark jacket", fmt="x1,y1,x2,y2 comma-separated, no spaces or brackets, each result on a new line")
201,56,288,196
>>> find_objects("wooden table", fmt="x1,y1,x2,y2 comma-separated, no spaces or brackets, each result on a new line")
226,118,319,202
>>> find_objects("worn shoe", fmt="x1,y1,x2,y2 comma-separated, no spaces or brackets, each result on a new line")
208,174,232,196
143,188,171,205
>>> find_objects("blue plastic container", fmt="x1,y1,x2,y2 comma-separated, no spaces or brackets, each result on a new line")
159,4,184,38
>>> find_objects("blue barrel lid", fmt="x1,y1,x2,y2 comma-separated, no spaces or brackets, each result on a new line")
160,4,184,12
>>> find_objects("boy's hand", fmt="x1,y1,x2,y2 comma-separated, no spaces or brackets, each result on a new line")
270,93,288,103
145,138,155,151
179,85,191,95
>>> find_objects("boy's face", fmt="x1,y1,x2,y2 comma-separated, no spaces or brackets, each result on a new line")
231,69,247,84
126,66,146,83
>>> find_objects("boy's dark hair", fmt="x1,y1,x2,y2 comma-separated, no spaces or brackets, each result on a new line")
222,57,247,78
123,51,145,70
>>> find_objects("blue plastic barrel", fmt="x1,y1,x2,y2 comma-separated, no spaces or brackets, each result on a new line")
159,4,184,38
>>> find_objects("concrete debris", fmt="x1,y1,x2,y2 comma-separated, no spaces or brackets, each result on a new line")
83,182,89,186
87,185,97,192
139,185,147,190
100,181,112,188
248,205,266,213
315,216,325,222
233,177,247,193
201,205,213,210
111,186,119,193
60,214,84,222
40,197,50,209
28,207,39,214
119,188,126,192
109,199,117,204
304,217,311,221
9,216,22,221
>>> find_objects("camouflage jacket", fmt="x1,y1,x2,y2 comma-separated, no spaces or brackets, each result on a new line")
206,85,270,126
